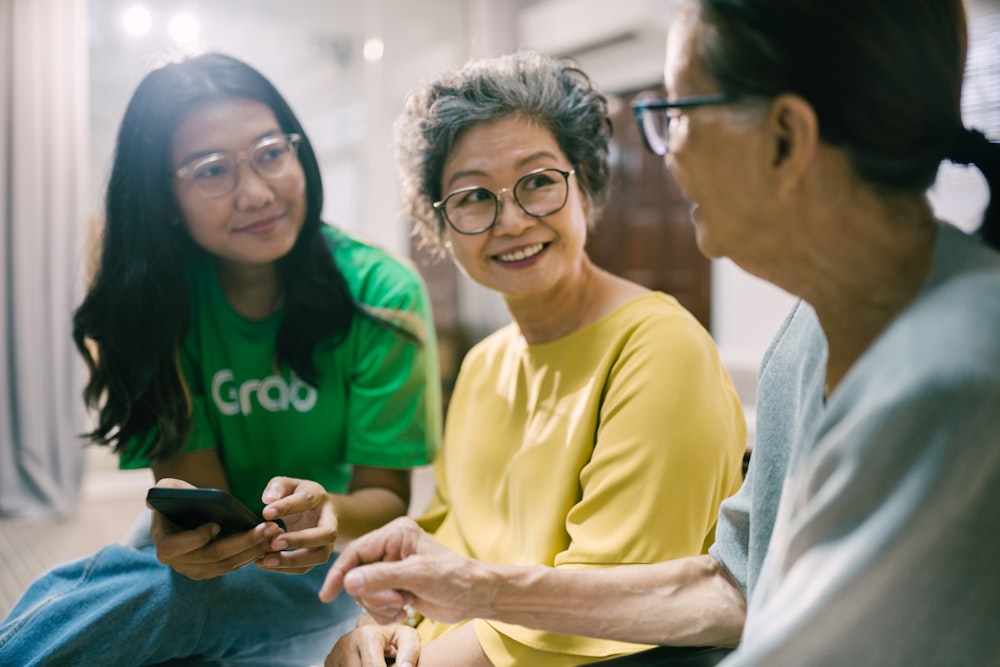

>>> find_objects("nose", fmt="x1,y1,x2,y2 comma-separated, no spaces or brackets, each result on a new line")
232,158,275,210
491,187,533,235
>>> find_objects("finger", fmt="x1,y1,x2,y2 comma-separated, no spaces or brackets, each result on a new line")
195,521,282,558
342,561,416,598
352,586,408,611
319,567,347,603
150,515,218,560
261,485,327,521
322,521,408,587
359,602,411,626
218,540,284,571
153,477,196,490
270,524,337,552
173,522,282,566
349,587,409,623
261,476,297,505
391,627,420,667
320,543,371,602
257,545,331,572
319,518,422,603
358,626,395,667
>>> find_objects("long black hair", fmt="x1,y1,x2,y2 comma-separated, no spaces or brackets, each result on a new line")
75,53,364,461
694,0,1000,248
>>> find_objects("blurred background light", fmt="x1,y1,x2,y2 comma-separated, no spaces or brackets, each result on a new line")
121,5,152,36
169,13,199,43
363,37,384,63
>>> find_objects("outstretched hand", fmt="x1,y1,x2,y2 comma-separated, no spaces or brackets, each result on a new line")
319,517,492,625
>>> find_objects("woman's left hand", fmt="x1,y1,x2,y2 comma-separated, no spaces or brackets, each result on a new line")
255,476,338,574
324,623,420,667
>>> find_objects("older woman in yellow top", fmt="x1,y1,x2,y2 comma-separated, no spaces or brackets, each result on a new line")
323,50,746,667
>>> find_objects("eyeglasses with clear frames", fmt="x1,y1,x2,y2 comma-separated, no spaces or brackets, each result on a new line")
631,92,735,156
174,133,302,198
433,167,576,235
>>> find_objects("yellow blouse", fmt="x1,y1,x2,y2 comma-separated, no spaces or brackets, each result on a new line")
417,292,746,666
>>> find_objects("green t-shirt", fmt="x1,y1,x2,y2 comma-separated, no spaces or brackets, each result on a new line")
121,225,441,512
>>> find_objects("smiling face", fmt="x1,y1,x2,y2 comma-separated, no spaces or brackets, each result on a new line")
662,9,775,261
439,115,593,300
171,97,307,271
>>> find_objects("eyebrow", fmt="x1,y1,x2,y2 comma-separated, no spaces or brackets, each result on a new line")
444,150,564,190
177,129,283,166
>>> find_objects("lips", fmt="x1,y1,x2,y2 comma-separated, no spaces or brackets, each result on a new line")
494,242,546,263
237,213,284,234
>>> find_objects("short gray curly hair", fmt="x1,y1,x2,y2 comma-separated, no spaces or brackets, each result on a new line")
394,50,613,255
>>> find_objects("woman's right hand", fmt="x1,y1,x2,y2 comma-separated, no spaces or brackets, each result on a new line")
324,623,420,667
147,478,284,580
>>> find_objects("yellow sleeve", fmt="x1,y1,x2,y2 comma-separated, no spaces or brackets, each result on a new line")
560,312,746,565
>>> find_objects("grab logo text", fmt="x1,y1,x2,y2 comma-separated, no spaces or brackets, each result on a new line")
211,369,317,416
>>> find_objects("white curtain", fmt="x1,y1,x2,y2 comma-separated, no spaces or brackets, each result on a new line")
0,0,90,519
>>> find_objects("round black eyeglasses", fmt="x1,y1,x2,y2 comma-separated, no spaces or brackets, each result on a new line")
433,167,576,235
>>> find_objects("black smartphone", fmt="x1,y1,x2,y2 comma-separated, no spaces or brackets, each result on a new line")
145,487,263,537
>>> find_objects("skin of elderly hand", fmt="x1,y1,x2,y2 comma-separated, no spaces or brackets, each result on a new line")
319,516,491,625
148,476,338,579
324,623,420,667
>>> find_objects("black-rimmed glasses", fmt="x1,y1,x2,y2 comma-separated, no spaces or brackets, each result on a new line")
433,167,576,235
174,133,302,198
632,93,735,156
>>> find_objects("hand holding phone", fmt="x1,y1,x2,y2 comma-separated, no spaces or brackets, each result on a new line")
146,487,263,537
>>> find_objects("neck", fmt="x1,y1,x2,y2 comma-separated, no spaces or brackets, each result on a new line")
504,261,622,345
215,260,283,321
795,198,938,395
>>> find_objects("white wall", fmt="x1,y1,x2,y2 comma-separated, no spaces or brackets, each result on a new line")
87,0,998,378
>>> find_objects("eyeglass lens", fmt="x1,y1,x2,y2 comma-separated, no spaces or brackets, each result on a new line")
183,135,299,197
443,168,571,234
637,108,670,156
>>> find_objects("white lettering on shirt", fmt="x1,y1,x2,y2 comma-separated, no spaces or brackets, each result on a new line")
211,369,317,416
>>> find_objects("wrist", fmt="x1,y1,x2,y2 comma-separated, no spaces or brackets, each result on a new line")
475,562,546,622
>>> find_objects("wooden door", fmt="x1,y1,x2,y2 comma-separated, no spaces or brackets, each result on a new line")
587,90,712,329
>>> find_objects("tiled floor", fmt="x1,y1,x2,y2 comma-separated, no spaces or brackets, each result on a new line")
0,459,151,619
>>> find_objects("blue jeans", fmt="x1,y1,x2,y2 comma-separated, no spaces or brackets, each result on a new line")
0,515,362,666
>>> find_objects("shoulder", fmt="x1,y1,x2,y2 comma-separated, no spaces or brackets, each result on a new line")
889,236,1000,386
322,225,429,308
612,292,723,360
459,323,521,370
830,250,1000,436
758,301,826,381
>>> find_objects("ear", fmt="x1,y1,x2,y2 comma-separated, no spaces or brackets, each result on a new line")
766,93,819,199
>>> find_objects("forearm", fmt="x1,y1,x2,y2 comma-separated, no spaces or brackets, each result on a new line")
479,554,746,647
332,487,409,541
418,622,492,667
151,449,230,491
